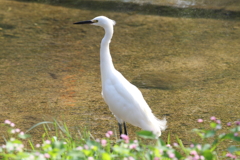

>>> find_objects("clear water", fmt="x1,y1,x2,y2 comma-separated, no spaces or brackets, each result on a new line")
0,0,239,147
110,0,239,9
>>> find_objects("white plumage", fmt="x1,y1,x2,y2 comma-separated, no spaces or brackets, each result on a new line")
74,16,167,137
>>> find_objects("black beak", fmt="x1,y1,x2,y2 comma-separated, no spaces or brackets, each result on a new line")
73,20,93,24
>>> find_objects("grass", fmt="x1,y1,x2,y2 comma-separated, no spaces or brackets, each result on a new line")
0,117,239,160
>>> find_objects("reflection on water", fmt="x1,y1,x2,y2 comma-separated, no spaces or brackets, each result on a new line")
173,0,196,7
111,0,239,8
0,0,240,146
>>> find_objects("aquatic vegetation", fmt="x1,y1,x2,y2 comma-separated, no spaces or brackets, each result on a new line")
0,117,239,160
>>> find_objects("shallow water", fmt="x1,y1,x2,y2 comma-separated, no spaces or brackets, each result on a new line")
114,0,240,9
0,0,240,147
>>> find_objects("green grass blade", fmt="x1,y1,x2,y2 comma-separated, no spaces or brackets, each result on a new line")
176,136,188,155
25,121,53,133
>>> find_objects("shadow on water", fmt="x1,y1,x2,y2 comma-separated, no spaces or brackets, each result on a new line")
0,23,15,30
0,14,15,30
14,0,240,20
132,72,189,90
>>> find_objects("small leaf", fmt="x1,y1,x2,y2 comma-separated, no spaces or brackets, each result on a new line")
231,126,240,132
174,151,183,159
157,138,166,147
202,150,214,160
233,136,240,142
228,146,240,153
82,150,92,156
204,130,216,138
220,133,240,141
210,122,217,129
219,133,232,140
102,152,111,160
218,133,226,139
202,144,211,151
153,147,161,157
235,151,240,156
69,150,85,158
113,146,129,155
137,130,156,139
18,133,31,139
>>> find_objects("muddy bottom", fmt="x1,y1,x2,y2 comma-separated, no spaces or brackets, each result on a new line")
0,0,239,149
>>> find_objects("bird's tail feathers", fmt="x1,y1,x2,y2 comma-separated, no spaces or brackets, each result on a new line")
147,116,167,137
155,116,167,131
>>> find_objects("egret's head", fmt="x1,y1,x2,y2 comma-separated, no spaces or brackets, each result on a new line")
74,16,116,28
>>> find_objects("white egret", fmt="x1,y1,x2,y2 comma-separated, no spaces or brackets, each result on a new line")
74,16,167,137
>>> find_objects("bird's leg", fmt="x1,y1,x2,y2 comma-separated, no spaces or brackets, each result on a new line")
123,122,128,135
118,123,123,139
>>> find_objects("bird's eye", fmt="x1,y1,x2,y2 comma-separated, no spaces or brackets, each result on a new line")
92,20,98,23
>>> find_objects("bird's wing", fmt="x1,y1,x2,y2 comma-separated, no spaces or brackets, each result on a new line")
117,71,151,109
102,70,153,125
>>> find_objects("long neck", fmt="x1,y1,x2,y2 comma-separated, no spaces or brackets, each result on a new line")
100,25,115,82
